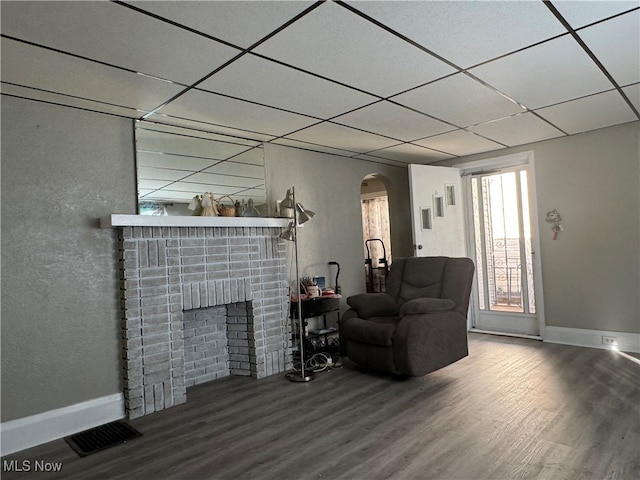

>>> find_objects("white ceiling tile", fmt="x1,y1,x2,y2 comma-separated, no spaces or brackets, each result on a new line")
138,167,194,182
186,172,262,189
144,115,276,142
136,151,218,172
165,181,241,195
413,130,504,157
469,113,565,147
553,0,639,29
137,122,262,148
136,126,254,159
332,101,454,141
392,73,526,128
254,1,456,97
199,54,377,118
203,161,264,179
352,1,566,69
622,83,640,111
368,143,455,164
156,89,318,137
470,35,614,109
127,1,315,49
221,148,264,167
271,138,360,158
138,179,176,190
535,90,638,134
578,10,640,86
1,38,184,111
285,122,402,153
0,1,239,85
349,153,409,167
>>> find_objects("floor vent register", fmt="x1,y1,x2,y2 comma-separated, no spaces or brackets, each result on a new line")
65,420,143,457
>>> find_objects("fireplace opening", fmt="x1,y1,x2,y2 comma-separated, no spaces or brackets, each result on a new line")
183,303,254,386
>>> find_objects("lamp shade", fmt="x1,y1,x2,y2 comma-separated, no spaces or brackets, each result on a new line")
278,221,295,241
296,203,315,224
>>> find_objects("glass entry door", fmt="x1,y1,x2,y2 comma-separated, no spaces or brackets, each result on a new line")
468,167,539,336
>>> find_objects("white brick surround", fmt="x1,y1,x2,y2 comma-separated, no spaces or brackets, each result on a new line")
117,222,291,419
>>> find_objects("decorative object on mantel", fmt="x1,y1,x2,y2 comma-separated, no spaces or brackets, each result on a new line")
201,192,219,217
235,200,243,217
188,195,203,216
545,209,563,240
215,196,239,217
279,186,317,383
242,198,261,217
188,193,263,218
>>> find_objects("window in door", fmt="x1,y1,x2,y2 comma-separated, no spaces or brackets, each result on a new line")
471,169,536,315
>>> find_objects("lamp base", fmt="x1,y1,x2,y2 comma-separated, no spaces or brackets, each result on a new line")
285,371,316,382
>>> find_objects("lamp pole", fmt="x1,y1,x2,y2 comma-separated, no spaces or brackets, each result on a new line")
285,187,314,382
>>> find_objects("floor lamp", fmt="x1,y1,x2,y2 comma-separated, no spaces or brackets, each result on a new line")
279,187,316,383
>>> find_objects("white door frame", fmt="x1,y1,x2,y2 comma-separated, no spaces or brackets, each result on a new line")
459,151,546,339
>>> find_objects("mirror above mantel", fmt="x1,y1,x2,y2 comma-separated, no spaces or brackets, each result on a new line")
135,121,267,216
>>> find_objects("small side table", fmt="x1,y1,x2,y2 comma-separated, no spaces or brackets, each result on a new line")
290,295,341,359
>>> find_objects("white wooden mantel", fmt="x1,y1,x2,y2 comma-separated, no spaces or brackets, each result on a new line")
100,214,290,229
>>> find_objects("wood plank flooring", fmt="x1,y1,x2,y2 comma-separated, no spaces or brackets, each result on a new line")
3,333,639,479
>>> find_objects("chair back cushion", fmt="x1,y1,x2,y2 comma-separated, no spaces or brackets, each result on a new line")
386,256,475,316
386,257,448,304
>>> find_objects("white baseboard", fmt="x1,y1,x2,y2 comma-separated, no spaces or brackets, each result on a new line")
544,326,640,353
1,393,125,457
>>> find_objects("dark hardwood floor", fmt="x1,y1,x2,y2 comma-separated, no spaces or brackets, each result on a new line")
3,333,639,479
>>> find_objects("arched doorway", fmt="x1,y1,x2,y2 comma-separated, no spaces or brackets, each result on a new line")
361,174,392,292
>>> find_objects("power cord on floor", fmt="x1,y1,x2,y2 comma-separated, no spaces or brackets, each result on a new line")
291,352,342,374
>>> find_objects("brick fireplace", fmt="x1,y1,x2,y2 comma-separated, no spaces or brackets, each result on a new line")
103,215,292,419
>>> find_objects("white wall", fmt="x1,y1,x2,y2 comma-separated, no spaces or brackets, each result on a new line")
442,121,640,334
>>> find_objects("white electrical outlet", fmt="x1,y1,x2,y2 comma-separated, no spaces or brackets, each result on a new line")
602,335,617,346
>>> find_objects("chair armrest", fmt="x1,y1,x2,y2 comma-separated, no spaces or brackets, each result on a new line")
399,297,456,316
394,311,468,376
346,293,399,319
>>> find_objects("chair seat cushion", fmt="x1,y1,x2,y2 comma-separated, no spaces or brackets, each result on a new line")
342,316,399,347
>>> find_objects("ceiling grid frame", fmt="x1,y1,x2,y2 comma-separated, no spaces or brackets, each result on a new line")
1,0,638,186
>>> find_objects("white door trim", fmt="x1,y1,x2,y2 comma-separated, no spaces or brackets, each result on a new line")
460,151,547,338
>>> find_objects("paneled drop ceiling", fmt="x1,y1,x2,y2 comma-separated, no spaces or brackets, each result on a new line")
2,0,639,169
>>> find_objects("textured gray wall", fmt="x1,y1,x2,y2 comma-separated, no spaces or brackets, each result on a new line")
1,97,136,421
445,121,640,334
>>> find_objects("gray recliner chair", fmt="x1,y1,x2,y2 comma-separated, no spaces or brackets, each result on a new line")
340,256,475,377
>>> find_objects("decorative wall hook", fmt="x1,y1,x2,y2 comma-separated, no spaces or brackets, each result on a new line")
545,209,563,240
